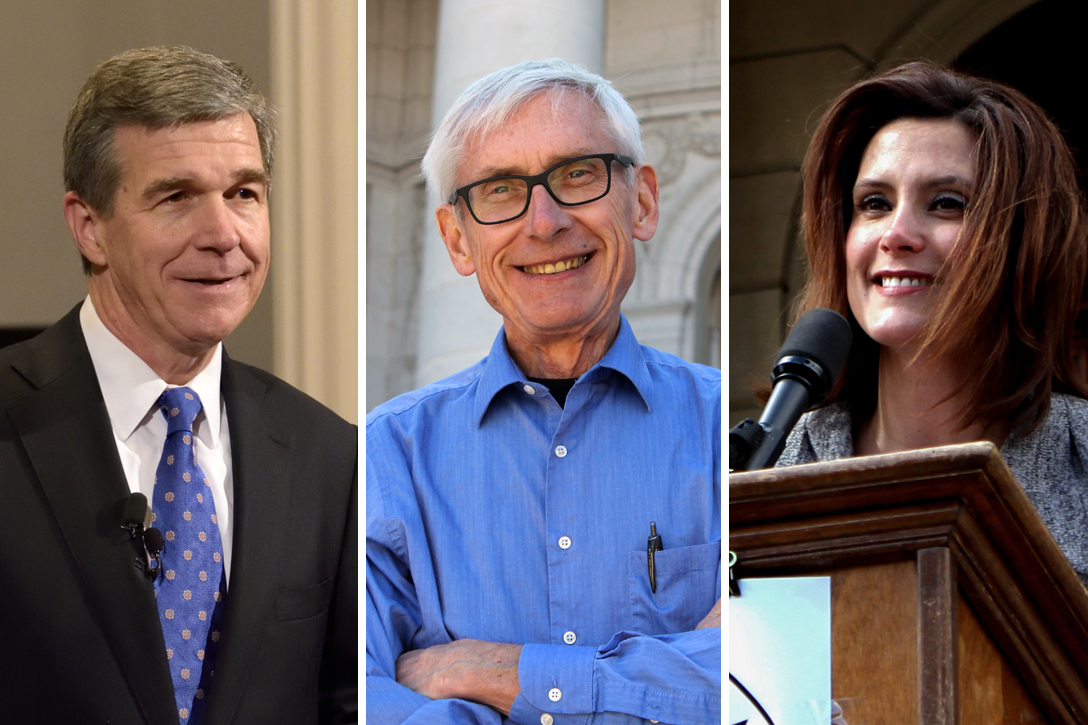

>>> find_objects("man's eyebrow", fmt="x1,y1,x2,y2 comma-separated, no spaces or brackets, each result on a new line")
141,168,270,197
233,168,271,187
142,176,195,197
471,149,597,181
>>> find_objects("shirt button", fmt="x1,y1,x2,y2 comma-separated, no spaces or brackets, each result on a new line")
563,630,577,644
548,687,562,702
540,715,554,725
554,445,567,458
558,535,572,550
523,384,535,395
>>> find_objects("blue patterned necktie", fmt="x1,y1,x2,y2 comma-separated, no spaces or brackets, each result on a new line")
152,387,226,724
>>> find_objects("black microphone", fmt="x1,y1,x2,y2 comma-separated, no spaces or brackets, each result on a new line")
143,527,165,580
730,308,852,471
121,492,149,535
120,492,163,580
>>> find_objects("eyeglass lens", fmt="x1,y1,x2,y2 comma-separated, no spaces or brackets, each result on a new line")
468,157,611,223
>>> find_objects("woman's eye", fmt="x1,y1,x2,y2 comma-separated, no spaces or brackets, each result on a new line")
931,194,966,212
856,195,890,212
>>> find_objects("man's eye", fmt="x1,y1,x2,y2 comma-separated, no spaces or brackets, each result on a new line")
237,188,260,200
483,182,516,196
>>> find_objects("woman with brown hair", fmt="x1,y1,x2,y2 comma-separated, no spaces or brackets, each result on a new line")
778,62,1088,579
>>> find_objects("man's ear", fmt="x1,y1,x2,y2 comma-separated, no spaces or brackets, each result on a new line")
436,204,476,276
631,164,660,242
63,191,108,267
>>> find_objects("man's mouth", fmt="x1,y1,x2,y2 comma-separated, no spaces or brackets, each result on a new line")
520,254,590,276
879,275,931,288
182,275,243,287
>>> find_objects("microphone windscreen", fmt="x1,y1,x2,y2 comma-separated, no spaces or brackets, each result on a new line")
777,308,853,387
122,492,149,528
144,527,165,555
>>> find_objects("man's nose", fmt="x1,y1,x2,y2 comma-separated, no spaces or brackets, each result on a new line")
522,183,571,239
195,197,243,251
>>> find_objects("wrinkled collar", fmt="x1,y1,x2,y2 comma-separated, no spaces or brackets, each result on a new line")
473,314,653,426
80,296,223,448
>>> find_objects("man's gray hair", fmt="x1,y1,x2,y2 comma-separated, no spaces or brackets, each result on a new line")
64,45,275,220
421,59,643,201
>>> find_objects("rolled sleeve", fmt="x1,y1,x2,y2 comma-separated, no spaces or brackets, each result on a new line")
509,631,720,724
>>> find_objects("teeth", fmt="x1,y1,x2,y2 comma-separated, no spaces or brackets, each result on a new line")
881,276,930,288
523,255,589,275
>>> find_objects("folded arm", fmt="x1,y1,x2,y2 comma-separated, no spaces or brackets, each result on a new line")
365,436,721,724
394,601,722,723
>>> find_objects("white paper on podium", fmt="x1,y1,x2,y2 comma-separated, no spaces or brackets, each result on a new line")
728,576,831,725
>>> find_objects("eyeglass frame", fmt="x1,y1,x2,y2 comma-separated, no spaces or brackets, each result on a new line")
447,152,635,225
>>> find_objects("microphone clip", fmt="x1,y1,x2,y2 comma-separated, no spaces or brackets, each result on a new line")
120,492,163,581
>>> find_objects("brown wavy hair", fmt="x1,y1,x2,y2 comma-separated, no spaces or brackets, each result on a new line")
797,61,1088,433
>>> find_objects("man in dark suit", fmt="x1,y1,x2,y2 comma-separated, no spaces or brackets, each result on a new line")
0,47,356,724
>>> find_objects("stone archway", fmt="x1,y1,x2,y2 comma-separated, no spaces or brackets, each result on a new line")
952,0,1088,379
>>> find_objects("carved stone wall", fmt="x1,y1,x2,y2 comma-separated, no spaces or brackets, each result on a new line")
365,0,437,410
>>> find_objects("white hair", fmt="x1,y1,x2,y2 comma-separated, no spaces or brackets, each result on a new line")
421,58,644,201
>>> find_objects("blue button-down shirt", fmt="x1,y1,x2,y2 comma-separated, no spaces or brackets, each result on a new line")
366,316,722,724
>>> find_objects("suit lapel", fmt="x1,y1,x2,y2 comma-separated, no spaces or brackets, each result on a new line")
204,357,292,723
6,307,177,725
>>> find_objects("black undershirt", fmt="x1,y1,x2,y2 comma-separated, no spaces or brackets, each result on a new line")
528,376,577,408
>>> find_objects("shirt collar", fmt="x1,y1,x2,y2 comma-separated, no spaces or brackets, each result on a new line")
80,296,224,447
473,314,653,426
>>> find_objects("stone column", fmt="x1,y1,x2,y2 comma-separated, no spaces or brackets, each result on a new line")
414,0,605,387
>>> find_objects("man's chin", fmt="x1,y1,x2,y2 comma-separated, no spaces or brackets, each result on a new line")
171,309,251,349
508,307,619,342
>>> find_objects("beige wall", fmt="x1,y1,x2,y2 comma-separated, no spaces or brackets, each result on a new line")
271,0,359,422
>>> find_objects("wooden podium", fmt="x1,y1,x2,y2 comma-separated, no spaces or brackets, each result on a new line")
729,442,1088,724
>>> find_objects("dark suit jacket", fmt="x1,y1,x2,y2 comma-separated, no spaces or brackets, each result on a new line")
0,306,357,724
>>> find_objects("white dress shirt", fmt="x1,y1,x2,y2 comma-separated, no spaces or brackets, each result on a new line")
80,297,234,581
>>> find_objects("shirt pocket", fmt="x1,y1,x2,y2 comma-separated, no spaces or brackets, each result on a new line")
627,540,720,635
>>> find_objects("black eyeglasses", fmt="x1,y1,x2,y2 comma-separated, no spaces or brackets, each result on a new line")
448,153,634,225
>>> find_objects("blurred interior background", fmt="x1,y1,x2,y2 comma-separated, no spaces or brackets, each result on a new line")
0,1,357,423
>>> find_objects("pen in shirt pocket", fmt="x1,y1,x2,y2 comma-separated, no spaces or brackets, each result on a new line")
647,521,663,593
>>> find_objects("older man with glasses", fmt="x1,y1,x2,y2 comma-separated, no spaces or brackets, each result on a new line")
366,59,721,724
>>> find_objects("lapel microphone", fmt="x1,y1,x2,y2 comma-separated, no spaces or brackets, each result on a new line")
121,492,164,580
121,492,150,535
